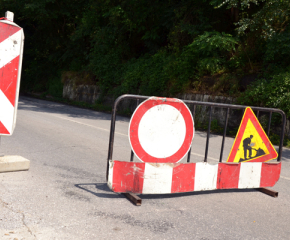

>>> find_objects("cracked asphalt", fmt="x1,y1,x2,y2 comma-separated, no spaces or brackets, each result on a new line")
1,96,290,240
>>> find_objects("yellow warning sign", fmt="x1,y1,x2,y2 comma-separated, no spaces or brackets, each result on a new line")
227,107,278,163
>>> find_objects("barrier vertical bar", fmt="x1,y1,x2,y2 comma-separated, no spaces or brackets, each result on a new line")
278,112,286,161
267,111,272,137
187,105,196,162
256,110,260,119
130,99,140,162
204,106,212,162
106,96,122,181
130,149,134,162
219,108,229,162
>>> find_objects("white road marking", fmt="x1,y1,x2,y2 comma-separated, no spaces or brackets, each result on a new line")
190,152,219,161
280,176,290,181
54,115,127,137
43,111,290,181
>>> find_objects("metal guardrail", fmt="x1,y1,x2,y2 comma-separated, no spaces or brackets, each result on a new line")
106,94,286,180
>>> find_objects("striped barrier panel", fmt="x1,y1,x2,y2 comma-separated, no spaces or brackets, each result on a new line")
106,95,286,203
0,13,24,135
108,161,281,194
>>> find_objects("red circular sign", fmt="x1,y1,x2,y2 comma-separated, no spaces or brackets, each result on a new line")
129,97,194,163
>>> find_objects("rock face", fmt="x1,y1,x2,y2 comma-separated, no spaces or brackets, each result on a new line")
62,81,289,138
63,81,101,104
178,93,240,130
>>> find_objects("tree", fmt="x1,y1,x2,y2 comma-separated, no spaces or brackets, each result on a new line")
211,0,290,39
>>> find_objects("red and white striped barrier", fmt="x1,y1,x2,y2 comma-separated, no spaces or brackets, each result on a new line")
0,14,24,135
108,161,281,194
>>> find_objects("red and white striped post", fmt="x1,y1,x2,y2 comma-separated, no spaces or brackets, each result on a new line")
0,11,25,136
0,12,29,173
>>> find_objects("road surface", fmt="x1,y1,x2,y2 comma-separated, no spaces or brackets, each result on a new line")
1,96,290,239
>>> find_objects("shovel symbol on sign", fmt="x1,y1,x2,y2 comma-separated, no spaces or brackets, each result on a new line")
239,135,266,162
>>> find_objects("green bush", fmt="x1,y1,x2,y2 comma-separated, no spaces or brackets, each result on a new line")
181,31,238,75
121,51,171,96
47,76,63,98
265,28,290,67
239,68,290,118
120,31,238,97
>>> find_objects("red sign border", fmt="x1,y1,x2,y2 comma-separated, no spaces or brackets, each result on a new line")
227,107,278,163
129,97,194,163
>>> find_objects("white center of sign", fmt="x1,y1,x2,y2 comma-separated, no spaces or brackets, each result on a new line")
138,104,186,158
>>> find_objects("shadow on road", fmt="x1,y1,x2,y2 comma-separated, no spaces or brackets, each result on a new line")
75,183,121,199
75,182,259,201
18,96,115,121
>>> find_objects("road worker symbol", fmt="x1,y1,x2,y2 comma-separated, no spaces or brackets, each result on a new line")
240,135,266,162
227,107,277,163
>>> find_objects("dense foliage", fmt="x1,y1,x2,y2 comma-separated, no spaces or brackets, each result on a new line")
0,0,289,116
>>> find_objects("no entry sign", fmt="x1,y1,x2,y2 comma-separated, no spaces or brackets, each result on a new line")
129,97,194,163
0,14,24,135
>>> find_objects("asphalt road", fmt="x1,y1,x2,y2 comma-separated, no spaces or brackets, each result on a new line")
1,96,290,240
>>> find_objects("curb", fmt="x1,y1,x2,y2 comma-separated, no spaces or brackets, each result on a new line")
0,155,30,173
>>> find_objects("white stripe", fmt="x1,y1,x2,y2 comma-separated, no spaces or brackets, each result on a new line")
238,162,262,188
107,160,114,190
194,162,218,191
142,163,173,194
0,30,22,68
0,89,14,133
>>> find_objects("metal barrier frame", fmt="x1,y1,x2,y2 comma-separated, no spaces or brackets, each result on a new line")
106,94,286,181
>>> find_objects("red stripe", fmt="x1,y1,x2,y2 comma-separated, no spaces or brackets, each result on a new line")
171,163,195,193
110,161,281,194
260,163,281,187
217,163,240,189
0,22,20,43
0,121,10,134
0,55,19,106
112,161,145,193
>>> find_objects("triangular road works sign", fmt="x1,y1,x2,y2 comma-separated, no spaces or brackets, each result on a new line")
227,107,278,163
